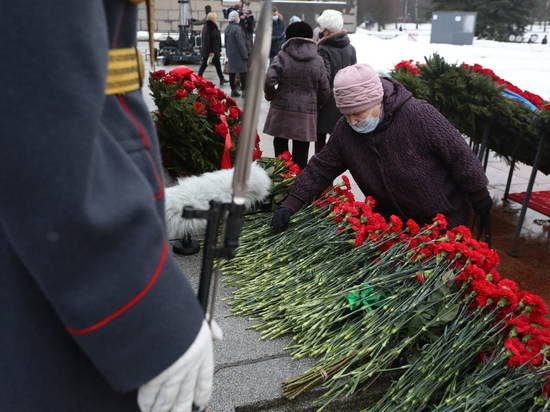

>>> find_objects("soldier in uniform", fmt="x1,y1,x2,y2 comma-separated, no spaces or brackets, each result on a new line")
0,1,214,411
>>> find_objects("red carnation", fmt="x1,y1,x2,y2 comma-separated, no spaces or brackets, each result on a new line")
228,106,243,119
182,80,196,91
194,78,215,89
151,70,166,79
193,102,207,114
214,122,229,137
170,73,184,82
199,87,221,99
252,148,263,161
162,75,177,85
174,89,188,99
277,151,292,162
209,99,227,115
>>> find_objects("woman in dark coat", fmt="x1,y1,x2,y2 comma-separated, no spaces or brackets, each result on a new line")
224,10,249,98
315,9,357,153
198,12,227,85
263,21,330,170
272,64,493,231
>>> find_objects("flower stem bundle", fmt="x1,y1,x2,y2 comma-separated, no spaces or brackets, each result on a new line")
221,175,550,411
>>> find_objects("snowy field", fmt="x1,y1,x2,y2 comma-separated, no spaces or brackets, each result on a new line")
349,23,550,102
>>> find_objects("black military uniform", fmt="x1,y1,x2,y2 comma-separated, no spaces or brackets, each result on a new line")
0,1,206,410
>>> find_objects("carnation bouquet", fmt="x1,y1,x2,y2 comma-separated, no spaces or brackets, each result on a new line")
222,177,550,411
253,151,301,212
149,66,262,177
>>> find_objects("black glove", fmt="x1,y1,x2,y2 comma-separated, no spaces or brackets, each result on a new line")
271,207,293,230
472,196,493,214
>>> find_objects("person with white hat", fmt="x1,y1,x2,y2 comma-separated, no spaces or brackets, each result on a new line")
272,63,492,231
314,9,357,153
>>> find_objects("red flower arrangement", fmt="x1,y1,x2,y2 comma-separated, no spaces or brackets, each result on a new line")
149,66,262,177
394,59,421,76
465,63,549,110
394,58,549,110
312,176,550,395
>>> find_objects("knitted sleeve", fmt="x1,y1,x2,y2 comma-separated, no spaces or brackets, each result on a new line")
415,100,489,195
264,55,283,101
284,129,348,207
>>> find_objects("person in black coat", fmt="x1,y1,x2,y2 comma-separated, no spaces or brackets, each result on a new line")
0,1,215,411
315,9,357,153
198,12,227,85
240,10,256,50
270,7,285,64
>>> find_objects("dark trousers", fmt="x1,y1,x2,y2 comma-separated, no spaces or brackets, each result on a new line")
198,54,224,82
273,137,310,170
315,133,328,153
229,72,247,91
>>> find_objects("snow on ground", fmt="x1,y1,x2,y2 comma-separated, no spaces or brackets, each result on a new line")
348,23,550,102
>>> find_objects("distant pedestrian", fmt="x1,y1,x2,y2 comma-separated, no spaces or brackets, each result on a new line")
543,35,548,45
198,12,227,85
263,21,331,170
289,15,302,24
225,10,249,98
270,7,285,64
240,10,256,49
191,5,212,26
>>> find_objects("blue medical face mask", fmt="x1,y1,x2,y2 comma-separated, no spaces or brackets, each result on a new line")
273,15,278,21
349,114,380,134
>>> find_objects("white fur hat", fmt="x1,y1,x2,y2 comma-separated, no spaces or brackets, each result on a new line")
317,9,343,33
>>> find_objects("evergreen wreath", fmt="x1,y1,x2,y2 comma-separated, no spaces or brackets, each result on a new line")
392,54,550,174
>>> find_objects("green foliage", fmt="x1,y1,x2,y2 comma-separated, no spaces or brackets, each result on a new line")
390,54,550,174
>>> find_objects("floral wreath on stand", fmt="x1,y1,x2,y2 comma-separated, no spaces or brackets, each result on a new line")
149,66,262,178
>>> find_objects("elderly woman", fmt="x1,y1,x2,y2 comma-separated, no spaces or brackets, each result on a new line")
224,10,249,97
272,63,493,230
263,21,330,170
315,9,357,153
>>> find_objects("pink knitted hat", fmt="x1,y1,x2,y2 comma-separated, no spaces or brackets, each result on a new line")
333,64,384,114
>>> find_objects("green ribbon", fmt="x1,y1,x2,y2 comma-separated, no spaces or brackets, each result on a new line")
346,284,386,312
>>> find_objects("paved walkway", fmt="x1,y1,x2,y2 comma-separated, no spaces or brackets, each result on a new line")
142,54,550,411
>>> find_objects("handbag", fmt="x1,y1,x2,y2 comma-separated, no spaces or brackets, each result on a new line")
223,61,230,74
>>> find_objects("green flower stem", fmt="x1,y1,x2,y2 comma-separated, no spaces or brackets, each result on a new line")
366,307,509,412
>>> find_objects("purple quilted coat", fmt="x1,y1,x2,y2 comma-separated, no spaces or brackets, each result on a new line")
282,77,490,229
263,37,330,142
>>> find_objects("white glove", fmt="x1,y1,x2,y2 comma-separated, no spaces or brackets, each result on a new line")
206,314,223,342
138,320,213,412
